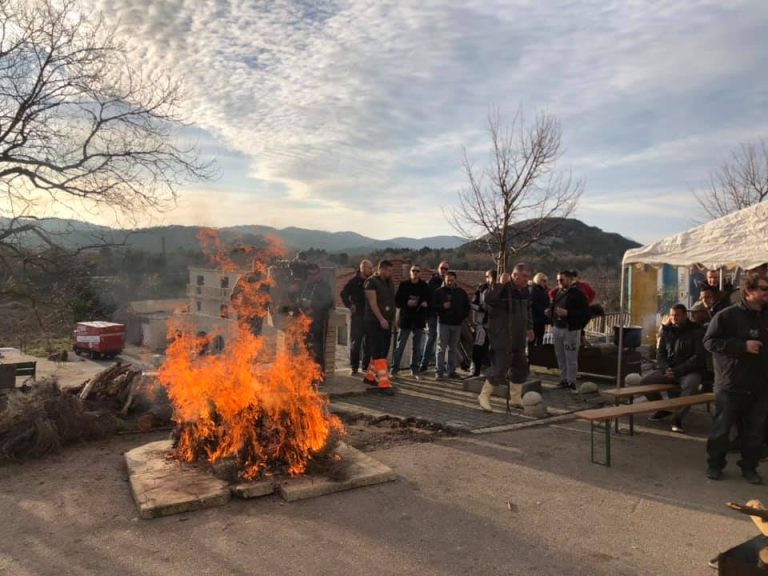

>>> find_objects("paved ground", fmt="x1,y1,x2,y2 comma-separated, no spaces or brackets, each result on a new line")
0,352,761,575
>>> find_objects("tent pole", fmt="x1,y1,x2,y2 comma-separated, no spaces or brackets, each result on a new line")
719,266,723,290
616,264,626,390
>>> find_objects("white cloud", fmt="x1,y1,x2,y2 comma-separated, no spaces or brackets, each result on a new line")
68,0,768,242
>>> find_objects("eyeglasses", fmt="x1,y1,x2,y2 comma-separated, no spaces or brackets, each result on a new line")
411,269,420,273
439,267,448,270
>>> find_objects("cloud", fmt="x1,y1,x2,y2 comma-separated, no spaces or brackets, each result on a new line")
72,0,768,242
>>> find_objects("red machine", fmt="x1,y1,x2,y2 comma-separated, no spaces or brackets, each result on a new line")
73,321,125,359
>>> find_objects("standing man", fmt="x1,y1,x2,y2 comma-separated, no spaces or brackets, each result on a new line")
392,264,430,377
548,270,591,391
363,260,397,395
704,274,768,484
477,264,534,411
432,270,470,380
341,259,373,375
470,270,497,377
298,263,335,381
420,260,449,372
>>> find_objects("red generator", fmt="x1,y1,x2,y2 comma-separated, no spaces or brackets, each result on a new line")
73,321,125,359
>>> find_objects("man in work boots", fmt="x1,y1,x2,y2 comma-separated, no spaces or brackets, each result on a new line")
704,273,768,484
362,260,397,395
478,263,534,412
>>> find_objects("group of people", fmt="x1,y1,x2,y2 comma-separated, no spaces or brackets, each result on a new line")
340,259,597,408
633,268,768,484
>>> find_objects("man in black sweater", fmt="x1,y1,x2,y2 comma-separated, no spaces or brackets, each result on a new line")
547,270,591,391
392,264,431,376
420,260,449,371
432,270,470,379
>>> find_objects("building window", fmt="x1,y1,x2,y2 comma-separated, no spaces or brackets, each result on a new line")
196,301,202,312
220,276,229,289
196,275,205,286
220,304,229,318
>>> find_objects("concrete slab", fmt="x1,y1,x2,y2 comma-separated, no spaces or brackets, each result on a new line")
231,479,275,499
125,440,231,519
277,442,396,502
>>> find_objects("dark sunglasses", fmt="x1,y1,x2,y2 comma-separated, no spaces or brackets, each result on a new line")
439,267,448,271
411,269,420,273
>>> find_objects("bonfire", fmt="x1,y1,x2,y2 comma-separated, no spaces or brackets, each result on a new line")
156,232,343,480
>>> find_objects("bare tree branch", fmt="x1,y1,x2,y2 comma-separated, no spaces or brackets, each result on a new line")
694,139,768,219
449,106,583,273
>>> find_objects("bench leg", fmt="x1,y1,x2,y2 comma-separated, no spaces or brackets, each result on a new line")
590,419,612,467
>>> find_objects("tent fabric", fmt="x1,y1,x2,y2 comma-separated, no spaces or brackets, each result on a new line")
622,203,768,270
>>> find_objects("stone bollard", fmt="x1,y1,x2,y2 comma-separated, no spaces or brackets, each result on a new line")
522,391,546,418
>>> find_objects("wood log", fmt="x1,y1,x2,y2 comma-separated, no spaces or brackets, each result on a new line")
79,362,126,400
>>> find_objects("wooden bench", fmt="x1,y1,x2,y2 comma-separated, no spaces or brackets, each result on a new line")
601,384,679,435
13,361,36,380
576,393,715,466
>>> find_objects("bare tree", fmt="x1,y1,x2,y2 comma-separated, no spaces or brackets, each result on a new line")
0,0,210,339
450,108,583,273
694,139,768,219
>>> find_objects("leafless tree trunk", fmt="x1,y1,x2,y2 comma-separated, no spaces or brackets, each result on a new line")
449,108,583,274
0,0,211,335
694,139,768,219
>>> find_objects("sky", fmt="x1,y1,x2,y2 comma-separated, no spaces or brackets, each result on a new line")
78,0,768,244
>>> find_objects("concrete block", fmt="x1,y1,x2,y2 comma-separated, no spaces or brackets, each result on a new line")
125,440,231,519
277,442,396,502
231,479,275,499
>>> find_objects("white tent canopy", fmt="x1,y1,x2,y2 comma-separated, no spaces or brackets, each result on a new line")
622,202,768,270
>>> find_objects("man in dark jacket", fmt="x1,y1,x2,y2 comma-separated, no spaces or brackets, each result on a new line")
420,260,449,371
704,274,768,484
701,285,730,318
641,304,706,432
432,270,470,380
298,263,335,381
363,260,397,395
392,264,431,376
340,259,373,375
477,264,534,411
547,270,591,391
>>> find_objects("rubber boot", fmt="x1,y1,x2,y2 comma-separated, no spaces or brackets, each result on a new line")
478,380,494,412
509,383,523,409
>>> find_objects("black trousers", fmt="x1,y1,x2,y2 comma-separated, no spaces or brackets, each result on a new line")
365,322,392,360
349,313,370,371
532,321,546,346
308,318,327,375
471,340,489,376
707,390,768,472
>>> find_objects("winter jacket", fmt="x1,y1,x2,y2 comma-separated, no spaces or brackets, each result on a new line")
341,272,367,317
485,282,532,350
364,275,396,324
573,281,596,304
426,273,444,317
703,295,768,395
432,285,470,326
530,284,550,326
551,286,590,331
657,321,706,377
395,279,431,330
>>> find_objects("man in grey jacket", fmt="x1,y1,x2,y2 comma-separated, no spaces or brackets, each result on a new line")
477,263,534,412
704,273,768,484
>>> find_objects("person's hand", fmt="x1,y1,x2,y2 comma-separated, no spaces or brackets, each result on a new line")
443,302,451,309
392,320,399,333
746,340,763,354
420,301,428,308
544,309,552,318
379,318,389,330
555,306,567,317
527,329,535,342
349,304,356,314
664,368,675,379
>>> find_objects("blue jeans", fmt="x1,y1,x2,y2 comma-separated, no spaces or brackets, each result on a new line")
392,328,424,373
420,314,438,369
436,323,461,376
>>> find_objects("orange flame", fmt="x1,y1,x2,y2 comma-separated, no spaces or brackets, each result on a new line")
158,232,342,479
